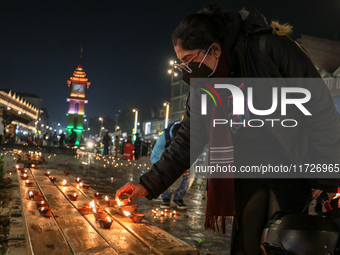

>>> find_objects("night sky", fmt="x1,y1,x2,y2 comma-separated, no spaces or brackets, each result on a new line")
1,0,339,129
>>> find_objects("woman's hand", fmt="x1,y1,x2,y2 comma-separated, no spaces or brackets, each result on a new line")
312,189,337,201
115,182,149,202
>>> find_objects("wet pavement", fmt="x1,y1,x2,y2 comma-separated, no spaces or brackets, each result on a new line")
12,151,232,255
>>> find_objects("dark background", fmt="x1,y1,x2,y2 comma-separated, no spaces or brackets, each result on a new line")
0,0,339,130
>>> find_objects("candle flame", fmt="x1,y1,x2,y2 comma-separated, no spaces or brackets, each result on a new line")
62,179,67,185
74,193,77,197
89,200,95,208
106,217,112,222
105,196,109,201
93,208,97,213
123,211,131,217
47,171,50,174
77,178,80,181
26,180,29,183
16,165,19,168
96,192,99,195
32,164,35,167
29,191,33,196
23,173,27,177
41,207,44,211
80,183,83,187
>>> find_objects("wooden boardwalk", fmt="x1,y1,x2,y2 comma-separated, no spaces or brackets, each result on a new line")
17,166,199,255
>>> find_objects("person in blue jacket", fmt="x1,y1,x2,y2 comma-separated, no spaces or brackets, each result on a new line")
151,121,191,209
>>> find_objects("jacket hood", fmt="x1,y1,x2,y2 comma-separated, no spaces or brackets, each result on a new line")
239,7,272,34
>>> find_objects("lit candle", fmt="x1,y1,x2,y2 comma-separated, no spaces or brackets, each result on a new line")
89,200,95,208
26,180,29,184
80,183,83,187
96,192,99,196
29,191,34,198
105,196,109,201
123,211,131,217
32,164,35,167
16,165,19,169
106,216,112,223
41,201,45,204
62,179,67,185
47,171,50,175
23,174,27,177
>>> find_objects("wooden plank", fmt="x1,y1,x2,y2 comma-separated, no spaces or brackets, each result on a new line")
32,170,154,255
30,171,117,255
16,170,73,255
44,170,199,255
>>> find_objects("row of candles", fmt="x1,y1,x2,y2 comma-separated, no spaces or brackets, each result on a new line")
28,191,53,216
150,209,180,217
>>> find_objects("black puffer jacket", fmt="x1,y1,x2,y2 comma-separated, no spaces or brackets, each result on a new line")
140,7,340,199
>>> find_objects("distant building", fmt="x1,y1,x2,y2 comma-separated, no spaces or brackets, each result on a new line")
0,89,39,140
143,105,166,140
66,48,91,145
170,80,189,122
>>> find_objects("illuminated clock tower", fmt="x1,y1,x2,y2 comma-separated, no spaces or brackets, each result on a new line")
66,47,91,145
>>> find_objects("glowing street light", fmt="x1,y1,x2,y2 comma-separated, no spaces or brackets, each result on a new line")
168,60,178,85
132,109,139,141
164,102,170,128
99,117,103,137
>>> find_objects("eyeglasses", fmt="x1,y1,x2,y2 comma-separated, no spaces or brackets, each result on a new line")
174,51,201,73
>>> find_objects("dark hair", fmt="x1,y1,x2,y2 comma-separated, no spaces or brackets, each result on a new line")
172,5,242,54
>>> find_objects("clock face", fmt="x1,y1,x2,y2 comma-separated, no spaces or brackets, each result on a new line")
72,83,85,95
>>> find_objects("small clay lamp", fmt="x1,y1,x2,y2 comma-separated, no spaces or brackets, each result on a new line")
93,208,108,221
172,210,180,216
44,171,50,177
75,177,82,183
121,204,138,214
34,194,44,201
68,193,78,201
38,207,52,217
93,192,102,199
59,179,67,186
20,169,27,174
25,180,34,187
49,177,57,182
64,171,70,175
36,201,48,208
78,206,92,215
21,173,29,180
99,216,113,229
80,183,90,189
133,214,145,223
28,191,35,199
105,196,116,207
